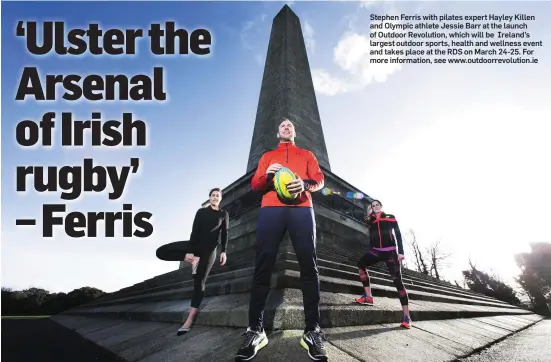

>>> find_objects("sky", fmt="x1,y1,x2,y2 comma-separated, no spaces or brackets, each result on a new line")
2,0,550,295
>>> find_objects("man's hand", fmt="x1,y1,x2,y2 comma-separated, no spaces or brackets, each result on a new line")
286,176,305,195
266,163,283,175
220,252,227,266
397,254,405,262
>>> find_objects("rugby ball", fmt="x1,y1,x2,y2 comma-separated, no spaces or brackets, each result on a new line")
274,167,298,199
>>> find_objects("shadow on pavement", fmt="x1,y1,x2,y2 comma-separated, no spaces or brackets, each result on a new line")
2,317,127,362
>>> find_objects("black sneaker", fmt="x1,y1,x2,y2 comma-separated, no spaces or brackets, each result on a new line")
300,327,328,361
234,327,268,361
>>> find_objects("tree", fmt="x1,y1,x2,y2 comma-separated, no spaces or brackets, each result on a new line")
19,287,50,315
408,229,429,275
407,230,451,280
515,242,551,316
2,287,27,315
462,260,521,305
427,240,451,281
66,287,105,309
1,285,106,316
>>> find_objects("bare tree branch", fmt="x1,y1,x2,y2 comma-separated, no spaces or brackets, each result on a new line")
426,240,452,280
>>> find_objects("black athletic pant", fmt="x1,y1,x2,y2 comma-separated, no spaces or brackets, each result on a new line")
156,241,192,262
190,247,217,308
248,207,320,331
358,248,409,306
156,240,217,309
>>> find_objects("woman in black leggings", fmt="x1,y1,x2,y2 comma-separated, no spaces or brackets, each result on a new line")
156,187,229,335
180,187,229,334
355,199,411,329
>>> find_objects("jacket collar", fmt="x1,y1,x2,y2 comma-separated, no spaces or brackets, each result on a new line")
371,211,387,219
277,142,295,149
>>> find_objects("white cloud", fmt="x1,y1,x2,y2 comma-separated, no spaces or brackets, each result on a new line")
312,1,431,96
311,69,357,96
241,13,269,67
302,20,316,56
312,6,405,96
359,0,383,8
240,13,267,50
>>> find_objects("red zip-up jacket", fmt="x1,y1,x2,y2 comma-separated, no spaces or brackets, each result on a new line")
365,212,404,255
251,142,324,208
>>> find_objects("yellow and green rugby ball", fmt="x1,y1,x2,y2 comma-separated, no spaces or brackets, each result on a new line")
274,167,298,199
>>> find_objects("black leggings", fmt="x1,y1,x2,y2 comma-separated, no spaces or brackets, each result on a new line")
156,241,217,309
191,248,217,308
358,249,409,306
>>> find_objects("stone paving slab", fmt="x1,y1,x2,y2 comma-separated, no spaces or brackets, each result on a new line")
452,318,514,340
458,319,551,362
52,313,545,362
420,319,498,346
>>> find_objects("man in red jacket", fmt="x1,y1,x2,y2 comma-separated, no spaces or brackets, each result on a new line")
235,119,328,362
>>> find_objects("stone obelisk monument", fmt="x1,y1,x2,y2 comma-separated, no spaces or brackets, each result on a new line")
247,5,331,173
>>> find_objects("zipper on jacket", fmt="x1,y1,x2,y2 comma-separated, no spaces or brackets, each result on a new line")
377,216,382,248
286,143,288,163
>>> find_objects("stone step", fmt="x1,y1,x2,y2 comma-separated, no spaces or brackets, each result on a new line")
62,289,534,330
199,253,505,307
113,244,459,297
87,267,256,307
315,248,500,301
95,250,501,310
78,268,517,311
316,248,465,290
95,260,256,303
286,270,518,309
104,246,485,309
99,258,504,309
315,258,510,306
315,246,445,282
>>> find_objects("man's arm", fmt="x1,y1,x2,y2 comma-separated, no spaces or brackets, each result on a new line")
393,217,404,255
251,154,274,192
220,211,229,253
189,209,202,255
303,151,324,192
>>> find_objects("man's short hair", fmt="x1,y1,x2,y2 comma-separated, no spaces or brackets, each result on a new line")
279,118,294,127
209,188,221,197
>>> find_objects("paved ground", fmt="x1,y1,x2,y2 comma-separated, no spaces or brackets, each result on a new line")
1,317,126,362
459,319,551,362
3,316,548,361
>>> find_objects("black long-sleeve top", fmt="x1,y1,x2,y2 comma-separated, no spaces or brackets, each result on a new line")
189,206,229,255
365,212,404,255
